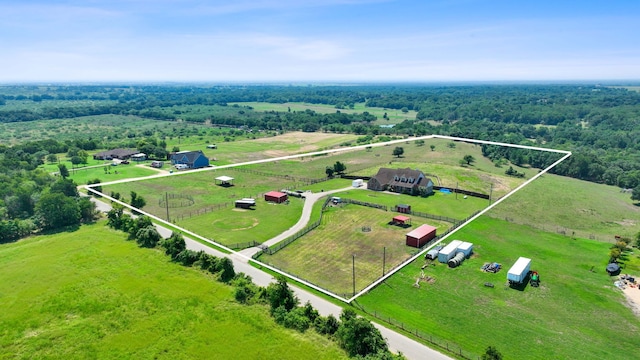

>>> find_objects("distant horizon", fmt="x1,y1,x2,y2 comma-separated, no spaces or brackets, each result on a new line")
2,1,639,83
2,79,640,87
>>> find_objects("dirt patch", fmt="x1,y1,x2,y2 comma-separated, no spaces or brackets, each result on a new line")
253,131,346,145
615,219,637,227
623,286,640,316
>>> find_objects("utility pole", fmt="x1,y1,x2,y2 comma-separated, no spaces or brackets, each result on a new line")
455,181,458,200
352,254,356,297
382,247,386,276
165,192,170,221
489,183,493,204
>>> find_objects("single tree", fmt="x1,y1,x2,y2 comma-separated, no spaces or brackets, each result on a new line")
325,166,335,178
430,144,435,151
415,139,425,147
50,178,79,197
267,275,298,314
46,154,58,163
482,346,503,360
463,154,476,165
135,225,161,248
336,309,389,357
35,192,81,230
130,191,146,212
392,146,404,158
218,257,236,283
161,232,187,260
333,161,347,175
58,164,69,178
77,197,98,223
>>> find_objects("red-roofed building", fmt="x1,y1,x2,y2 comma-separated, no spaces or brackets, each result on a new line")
392,215,411,225
264,191,288,203
406,224,437,248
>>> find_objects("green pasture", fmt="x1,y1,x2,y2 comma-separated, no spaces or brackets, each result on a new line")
0,222,348,360
176,198,304,246
228,102,418,125
488,173,640,240
69,164,161,186
357,217,640,360
327,187,487,221
102,168,309,245
261,203,452,297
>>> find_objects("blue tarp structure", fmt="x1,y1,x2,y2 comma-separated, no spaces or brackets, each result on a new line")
440,188,451,194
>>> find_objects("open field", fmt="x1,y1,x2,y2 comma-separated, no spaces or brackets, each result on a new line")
68,164,161,185
0,222,348,360
228,102,418,125
261,203,452,297
487,173,640,240
103,168,306,246
357,217,640,360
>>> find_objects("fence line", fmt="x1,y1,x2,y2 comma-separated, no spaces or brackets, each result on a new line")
230,167,327,186
341,198,388,211
357,306,479,360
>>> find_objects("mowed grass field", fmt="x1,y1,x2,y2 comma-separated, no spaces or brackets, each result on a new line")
0,222,348,360
357,217,640,360
488,173,640,240
228,102,418,125
261,203,451,297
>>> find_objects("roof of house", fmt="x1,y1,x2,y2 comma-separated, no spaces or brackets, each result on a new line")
372,167,430,188
171,150,205,163
406,224,437,239
94,148,137,158
265,191,287,198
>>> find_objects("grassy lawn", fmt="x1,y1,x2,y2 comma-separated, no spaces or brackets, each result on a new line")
261,204,452,297
356,217,640,360
487,173,640,240
0,222,348,360
176,198,305,246
69,164,161,185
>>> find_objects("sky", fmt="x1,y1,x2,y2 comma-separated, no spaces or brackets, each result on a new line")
1,0,639,83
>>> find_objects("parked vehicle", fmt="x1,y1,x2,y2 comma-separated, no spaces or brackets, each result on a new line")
507,257,532,285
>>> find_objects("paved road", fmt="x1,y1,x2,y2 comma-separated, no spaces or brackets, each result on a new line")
89,195,452,360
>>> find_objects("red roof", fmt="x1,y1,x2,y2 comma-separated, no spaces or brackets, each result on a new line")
406,224,437,239
265,191,287,198
393,215,410,222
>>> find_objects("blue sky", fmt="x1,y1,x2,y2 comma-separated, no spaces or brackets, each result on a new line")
1,0,639,82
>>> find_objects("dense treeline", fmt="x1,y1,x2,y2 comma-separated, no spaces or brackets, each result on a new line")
2,84,640,188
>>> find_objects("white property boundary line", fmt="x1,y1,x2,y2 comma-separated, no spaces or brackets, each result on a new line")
85,134,571,304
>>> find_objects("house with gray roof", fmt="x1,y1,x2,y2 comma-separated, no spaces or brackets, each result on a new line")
367,167,433,196
170,150,210,169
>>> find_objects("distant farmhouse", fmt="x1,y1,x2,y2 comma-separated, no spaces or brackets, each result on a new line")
367,167,433,196
170,150,210,169
93,148,138,160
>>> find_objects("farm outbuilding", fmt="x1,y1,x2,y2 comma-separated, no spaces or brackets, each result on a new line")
352,179,364,188
131,153,147,161
405,224,437,248
396,204,411,214
392,215,411,226
215,175,234,187
235,198,256,209
437,240,463,263
264,191,288,203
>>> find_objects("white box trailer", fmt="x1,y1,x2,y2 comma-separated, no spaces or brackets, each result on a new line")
457,242,473,257
352,179,364,188
507,257,532,284
437,240,463,263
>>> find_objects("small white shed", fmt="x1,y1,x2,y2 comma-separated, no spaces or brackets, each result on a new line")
437,240,463,263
